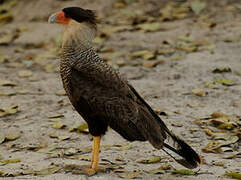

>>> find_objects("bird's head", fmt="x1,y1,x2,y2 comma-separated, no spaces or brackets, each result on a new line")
48,7,97,47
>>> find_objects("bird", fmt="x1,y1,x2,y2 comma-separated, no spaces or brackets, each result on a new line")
48,7,200,175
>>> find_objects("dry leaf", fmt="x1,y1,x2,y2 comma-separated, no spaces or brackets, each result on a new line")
138,156,161,164
130,50,155,60
205,81,218,89
212,67,231,73
0,31,19,45
0,13,13,23
0,105,19,117
0,158,21,166
0,80,17,86
190,1,206,15
18,70,33,78
52,123,66,129
0,134,5,144
0,91,16,96
169,55,185,61
143,60,164,68
5,133,20,141
192,88,206,97
138,22,161,32
34,166,61,175
36,143,58,153
118,171,140,179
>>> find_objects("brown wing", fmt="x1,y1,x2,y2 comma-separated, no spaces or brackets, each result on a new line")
68,49,166,145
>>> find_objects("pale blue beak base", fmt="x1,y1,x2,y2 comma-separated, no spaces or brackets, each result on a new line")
48,13,57,23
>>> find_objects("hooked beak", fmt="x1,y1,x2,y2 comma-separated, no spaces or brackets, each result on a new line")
48,13,57,23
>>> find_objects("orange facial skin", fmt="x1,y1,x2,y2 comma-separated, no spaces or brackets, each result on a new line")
55,11,71,25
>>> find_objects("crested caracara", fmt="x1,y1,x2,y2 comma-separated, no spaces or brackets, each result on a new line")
48,7,200,175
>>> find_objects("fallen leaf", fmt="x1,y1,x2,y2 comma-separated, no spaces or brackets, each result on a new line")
0,158,21,166
212,67,231,73
177,44,197,53
138,22,161,32
48,114,64,119
0,134,4,144
225,172,241,179
52,123,66,129
216,79,235,86
69,155,91,161
143,60,164,68
178,34,195,43
0,91,16,96
169,55,185,61
118,171,140,179
190,1,206,15
0,31,19,45
192,88,206,97
172,169,195,175
212,161,224,166
223,36,241,43
64,148,78,156
5,133,20,141
0,13,13,23
138,155,161,164
76,123,89,133
17,70,33,78
36,143,58,153
118,144,132,151
147,164,171,174
55,89,66,96
130,50,155,60
205,81,218,89
0,80,17,86
93,36,106,44
44,64,56,73
0,105,19,117
34,166,61,175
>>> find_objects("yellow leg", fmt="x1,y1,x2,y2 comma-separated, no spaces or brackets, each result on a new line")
91,136,100,169
70,136,105,176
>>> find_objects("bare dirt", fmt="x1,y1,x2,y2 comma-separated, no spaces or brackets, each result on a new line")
0,0,240,180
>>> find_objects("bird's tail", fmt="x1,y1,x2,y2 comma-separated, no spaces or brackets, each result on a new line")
162,131,201,169
127,84,201,169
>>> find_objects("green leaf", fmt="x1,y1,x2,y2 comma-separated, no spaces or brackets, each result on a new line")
216,79,235,86
0,158,21,166
138,156,161,164
172,169,195,175
225,172,241,179
5,133,20,141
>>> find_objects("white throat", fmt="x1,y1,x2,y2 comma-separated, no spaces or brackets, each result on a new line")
62,20,96,48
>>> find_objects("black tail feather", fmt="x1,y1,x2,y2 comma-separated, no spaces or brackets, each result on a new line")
163,135,201,169
127,84,201,169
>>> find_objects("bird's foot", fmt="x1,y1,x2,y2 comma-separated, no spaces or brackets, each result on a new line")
71,165,106,176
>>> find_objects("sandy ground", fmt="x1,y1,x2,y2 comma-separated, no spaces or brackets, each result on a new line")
0,0,240,179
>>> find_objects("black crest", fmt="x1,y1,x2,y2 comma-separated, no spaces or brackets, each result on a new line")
62,7,96,24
